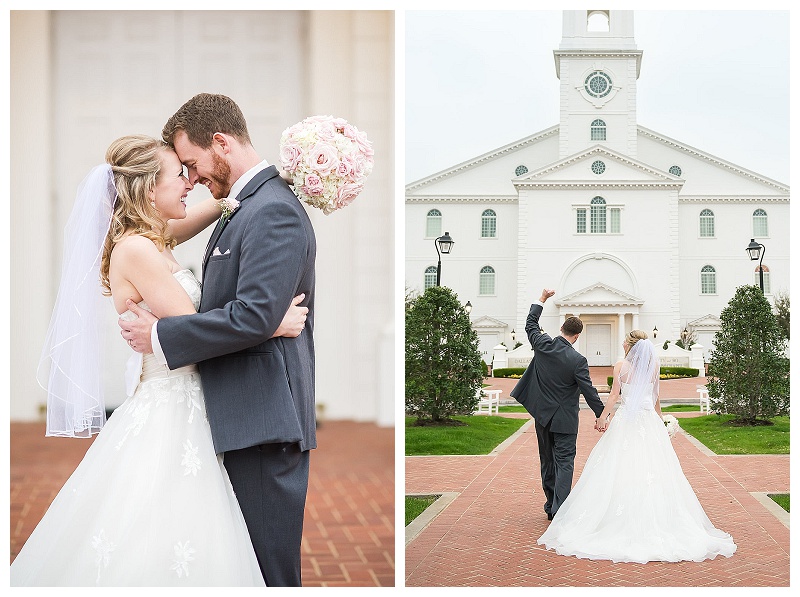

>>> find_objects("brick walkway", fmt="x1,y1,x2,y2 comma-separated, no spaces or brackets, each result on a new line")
10,420,395,587
405,374,789,587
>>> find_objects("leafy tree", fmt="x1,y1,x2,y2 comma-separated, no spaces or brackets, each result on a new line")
405,285,484,425
774,289,789,341
707,285,790,424
405,284,420,312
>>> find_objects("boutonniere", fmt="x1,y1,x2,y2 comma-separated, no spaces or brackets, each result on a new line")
217,197,240,222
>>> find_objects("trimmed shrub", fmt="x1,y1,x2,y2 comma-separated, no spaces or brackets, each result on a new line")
492,367,527,378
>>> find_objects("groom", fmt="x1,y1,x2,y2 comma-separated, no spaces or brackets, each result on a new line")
120,93,316,586
510,289,605,520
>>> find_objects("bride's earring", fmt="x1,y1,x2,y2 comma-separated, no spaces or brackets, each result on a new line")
151,201,156,208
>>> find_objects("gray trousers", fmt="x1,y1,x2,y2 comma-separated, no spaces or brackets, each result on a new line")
224,442,310,586
535,419,577,517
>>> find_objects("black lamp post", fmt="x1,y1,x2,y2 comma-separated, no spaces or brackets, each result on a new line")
464,301,472,315
435,232,454,286
652,325,658,339
511,329,516,342
746,238,765,294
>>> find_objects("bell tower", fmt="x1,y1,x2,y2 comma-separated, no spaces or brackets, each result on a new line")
554,10,642,158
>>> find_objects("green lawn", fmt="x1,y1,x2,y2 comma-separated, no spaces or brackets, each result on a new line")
678,415,789,455
406,495,439,526
662,404,701,412
406,415,528,456
769,494,790,512
499,405,528,413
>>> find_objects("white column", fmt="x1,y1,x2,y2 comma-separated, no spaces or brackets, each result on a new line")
617,313,626,360
11,12,53,421
633,312,640,332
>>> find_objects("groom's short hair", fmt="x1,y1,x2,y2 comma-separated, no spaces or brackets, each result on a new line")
162,93,252,149
561,316,583,336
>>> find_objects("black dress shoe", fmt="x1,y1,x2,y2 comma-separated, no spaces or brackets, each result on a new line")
547,513,554,521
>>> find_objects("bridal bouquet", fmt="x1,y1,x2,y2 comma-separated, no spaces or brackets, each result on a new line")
663,414,679,438
279,115,374,215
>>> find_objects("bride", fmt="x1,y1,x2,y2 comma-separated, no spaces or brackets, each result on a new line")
11,134,306,586
538,330,737,563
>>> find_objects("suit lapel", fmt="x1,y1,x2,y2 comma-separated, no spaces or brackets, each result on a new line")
201,165,282,273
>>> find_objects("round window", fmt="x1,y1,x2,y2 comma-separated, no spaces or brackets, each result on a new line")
669,165,682,177
591,160,606,175
515,165,528,177
584,71,613,98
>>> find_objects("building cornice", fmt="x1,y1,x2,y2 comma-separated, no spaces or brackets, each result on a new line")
553,49,643,78
405,195,518,204
513,144,681,190
679,195,789,204
638,126,789,193
516,181,682,190
405,126,559,192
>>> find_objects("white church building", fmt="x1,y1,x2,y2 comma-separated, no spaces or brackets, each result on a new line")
406,10,789,367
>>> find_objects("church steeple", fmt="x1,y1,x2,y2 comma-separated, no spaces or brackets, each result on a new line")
553,10,642,158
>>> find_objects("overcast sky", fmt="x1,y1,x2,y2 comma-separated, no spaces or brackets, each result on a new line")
404,10,790,185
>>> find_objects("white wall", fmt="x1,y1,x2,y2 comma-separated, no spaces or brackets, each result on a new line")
10,10,395,426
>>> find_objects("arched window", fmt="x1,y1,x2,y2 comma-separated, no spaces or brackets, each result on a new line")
479,266,496,296
424,266,437,290
753,209,768,237
587,10,610,32
699,209,715,237
590,196,607,233
754,265,771,294
700,265,716,295
590,119,606,141
426,209,442,238
481,209,497,238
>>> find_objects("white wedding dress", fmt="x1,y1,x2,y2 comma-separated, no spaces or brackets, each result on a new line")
11,269,265,586
538,381,737,563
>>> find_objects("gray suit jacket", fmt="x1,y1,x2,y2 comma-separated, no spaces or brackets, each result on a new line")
158,166,316,454
510,303,604,434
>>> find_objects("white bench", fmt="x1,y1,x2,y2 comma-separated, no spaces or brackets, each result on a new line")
697,385,710,413
475,389,501,415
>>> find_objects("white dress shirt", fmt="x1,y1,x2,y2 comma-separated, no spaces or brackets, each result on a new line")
150,160,270,367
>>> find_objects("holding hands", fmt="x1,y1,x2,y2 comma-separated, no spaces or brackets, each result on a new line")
595,416,609,433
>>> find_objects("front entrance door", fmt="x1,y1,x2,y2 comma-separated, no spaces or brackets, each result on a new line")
586,324,612,366
477,332,499,365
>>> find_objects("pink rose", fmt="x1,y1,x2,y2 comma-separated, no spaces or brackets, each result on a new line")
315,121,337,142
353,129,374,158
302,173,324,197
305,142,339,176
336,156,354,178
334,182,363,210
279,143,302,172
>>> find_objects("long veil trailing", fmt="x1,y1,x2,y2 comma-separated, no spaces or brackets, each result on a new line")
37,164,116,437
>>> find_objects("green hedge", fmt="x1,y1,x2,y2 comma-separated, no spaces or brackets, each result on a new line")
492,367,527,378
660,366,700,377
607,367,699,388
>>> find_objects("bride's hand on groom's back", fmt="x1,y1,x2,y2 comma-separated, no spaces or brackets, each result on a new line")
272,294,308,338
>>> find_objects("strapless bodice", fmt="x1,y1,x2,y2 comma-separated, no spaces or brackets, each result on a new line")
118,269,201,322
118,269,202,390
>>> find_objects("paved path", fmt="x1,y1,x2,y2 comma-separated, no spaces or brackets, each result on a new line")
10,420,395,587
406,385,789,587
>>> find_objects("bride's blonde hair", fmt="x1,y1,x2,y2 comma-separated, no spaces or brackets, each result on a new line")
624,329,648,348
100,135,177,295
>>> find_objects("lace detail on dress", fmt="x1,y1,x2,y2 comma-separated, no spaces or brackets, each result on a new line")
92,529,115,585
171,540,196,578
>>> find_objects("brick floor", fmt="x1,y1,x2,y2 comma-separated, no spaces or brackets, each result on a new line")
10,420,395,587
405,408,789,587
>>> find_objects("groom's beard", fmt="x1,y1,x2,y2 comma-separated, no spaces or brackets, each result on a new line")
208,151,233,199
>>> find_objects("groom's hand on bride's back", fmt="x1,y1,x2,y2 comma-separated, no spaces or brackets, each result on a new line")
119,301,157,354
